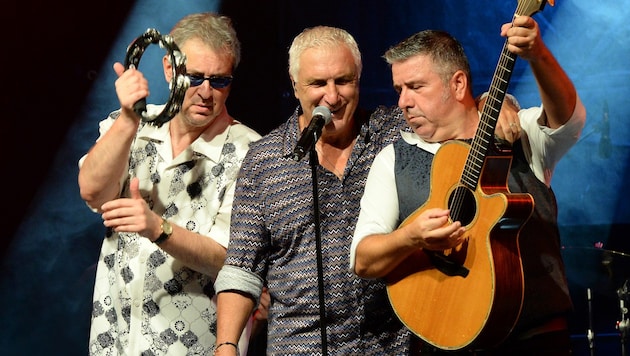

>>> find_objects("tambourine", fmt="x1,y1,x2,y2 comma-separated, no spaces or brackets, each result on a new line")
124,28,190,126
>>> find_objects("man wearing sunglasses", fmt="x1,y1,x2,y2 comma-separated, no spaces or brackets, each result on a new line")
78,12,265,356
186,74,234,88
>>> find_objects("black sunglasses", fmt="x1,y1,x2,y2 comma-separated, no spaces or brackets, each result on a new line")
185,74,233,88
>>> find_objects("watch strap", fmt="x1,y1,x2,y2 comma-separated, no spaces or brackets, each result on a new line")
153,231,170,245
154,219,172,245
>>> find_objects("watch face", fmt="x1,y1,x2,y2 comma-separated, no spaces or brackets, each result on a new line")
162,220,173,235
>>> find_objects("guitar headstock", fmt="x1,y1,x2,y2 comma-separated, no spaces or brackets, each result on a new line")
516,0,554,17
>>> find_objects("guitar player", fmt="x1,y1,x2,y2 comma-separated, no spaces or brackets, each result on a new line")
351,15,586,355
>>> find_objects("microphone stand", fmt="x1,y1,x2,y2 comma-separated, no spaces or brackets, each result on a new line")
587,288,595,356
617,280,629,356
308,147,328,356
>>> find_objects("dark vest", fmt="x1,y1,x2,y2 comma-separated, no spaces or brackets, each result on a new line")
393,138,572,334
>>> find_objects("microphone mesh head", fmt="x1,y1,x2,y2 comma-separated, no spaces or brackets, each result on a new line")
313,106,332,124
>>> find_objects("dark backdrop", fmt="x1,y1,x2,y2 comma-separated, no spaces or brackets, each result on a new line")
3,1,629,355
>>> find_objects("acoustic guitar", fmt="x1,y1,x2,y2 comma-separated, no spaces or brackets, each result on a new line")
385,0,553,350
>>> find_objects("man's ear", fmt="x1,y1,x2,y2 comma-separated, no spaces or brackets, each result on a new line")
451,70,468,101
163,55,173,83
290,76,298,98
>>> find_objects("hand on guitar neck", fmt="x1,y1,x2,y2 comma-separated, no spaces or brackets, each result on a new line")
476,92,522,149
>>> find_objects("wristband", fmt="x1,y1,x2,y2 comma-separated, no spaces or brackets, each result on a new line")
214,341,239,355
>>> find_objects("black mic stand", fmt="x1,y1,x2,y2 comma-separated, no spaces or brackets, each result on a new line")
587,288,595,356
308,147,328,356
617,280,629,356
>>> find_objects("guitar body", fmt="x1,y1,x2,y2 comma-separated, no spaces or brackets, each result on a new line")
386,140,534,350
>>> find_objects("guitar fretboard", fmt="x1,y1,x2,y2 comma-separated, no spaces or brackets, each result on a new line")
461,39,517,191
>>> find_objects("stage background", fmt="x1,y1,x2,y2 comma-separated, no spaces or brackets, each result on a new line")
2,1,629,355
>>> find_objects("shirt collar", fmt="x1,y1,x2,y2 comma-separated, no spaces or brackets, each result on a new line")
282,106,303,158
137,119,231,163
400,130,442,154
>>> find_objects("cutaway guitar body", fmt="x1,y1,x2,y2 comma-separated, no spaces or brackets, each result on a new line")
386,141,534,350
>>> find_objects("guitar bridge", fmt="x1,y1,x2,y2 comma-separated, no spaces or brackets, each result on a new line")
426,250,470,278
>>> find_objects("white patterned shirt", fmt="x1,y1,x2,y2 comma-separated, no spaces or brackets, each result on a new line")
81,105,260,355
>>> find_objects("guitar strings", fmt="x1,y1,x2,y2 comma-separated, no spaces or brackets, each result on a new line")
450,4,523,223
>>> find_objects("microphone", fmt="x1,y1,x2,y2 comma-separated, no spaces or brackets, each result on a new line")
292,106,332,161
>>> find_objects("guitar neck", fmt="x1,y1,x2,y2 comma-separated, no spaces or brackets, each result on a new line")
462,42,517,191
461,0,549,191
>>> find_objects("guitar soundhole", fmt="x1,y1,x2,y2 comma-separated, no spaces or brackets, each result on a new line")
448,186,476,226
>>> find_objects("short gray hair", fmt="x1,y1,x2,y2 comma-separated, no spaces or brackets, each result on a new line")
383,29,471,89
288,26,362,82
170,12,241,70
